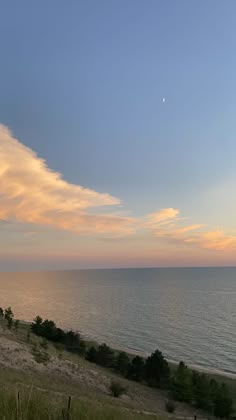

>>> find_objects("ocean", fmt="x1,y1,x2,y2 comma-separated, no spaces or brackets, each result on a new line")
0,267,235,376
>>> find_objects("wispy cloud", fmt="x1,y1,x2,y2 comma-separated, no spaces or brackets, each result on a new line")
185,230,236,250
144,208,236,251
0,124,133,236
145,208,180,227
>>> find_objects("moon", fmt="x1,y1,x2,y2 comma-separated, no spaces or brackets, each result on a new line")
162,98,166,103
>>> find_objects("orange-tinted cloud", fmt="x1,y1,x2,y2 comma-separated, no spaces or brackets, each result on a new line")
1,124,236,252
186,230,236,250
146,208,179,227
0,124,133,236
145,208,236,251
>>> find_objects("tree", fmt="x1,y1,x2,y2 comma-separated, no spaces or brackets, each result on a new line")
128,356,145,381
115,352,130,376
172,362,193,403
192,371,212,410
40,319,57,340
54,327,66,343
95,344,114,367
145,349,170,388
213,383,233,418
65,330,81,352
0,307,4,317
31,316,43,334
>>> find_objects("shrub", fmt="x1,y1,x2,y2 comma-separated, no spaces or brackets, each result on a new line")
7,317,13,329
0,307,4,317
165,399,176,413
4,307,14,321
86,346,97,362
32,345,50,364
110,380,127,398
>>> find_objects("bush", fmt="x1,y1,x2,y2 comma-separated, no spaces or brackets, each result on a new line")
7,317,13,329
165,399,176,413
4,307,14,321
86,346,97,362
32,345,50,364
110,380,127,398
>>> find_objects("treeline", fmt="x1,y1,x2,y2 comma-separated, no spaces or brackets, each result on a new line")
31,316,86,354
30,316,232,418
86,345,233,418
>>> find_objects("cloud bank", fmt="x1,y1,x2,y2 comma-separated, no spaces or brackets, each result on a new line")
0,124,133,235
1,124,235,253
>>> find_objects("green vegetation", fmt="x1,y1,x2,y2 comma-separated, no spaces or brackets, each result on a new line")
31,313,234,418
165,399,176,413
109,380,127,398
31,315,85,355
0,307,234,419
172,362,233,417
31,343,51,364
0,389,159,420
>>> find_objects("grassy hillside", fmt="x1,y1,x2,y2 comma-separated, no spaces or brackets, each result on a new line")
0,388,161,420
0,314,235,419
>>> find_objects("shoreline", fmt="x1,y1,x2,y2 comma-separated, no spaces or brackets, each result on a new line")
20,318,236,381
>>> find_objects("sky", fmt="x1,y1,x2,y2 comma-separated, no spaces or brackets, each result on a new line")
1,0,236,270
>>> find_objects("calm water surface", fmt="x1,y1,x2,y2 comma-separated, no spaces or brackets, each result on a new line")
0,267,235,375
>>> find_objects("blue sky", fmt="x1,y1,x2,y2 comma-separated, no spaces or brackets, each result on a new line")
1,1,236,269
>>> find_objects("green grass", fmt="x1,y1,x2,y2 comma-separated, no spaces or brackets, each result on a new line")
0,387,162,420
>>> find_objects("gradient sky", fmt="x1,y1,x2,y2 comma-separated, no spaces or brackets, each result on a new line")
1,1,236,270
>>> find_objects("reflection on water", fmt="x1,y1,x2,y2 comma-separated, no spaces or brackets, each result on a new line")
0,267,235,375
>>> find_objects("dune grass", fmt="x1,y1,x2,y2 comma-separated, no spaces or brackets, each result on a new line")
0,387,161,420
